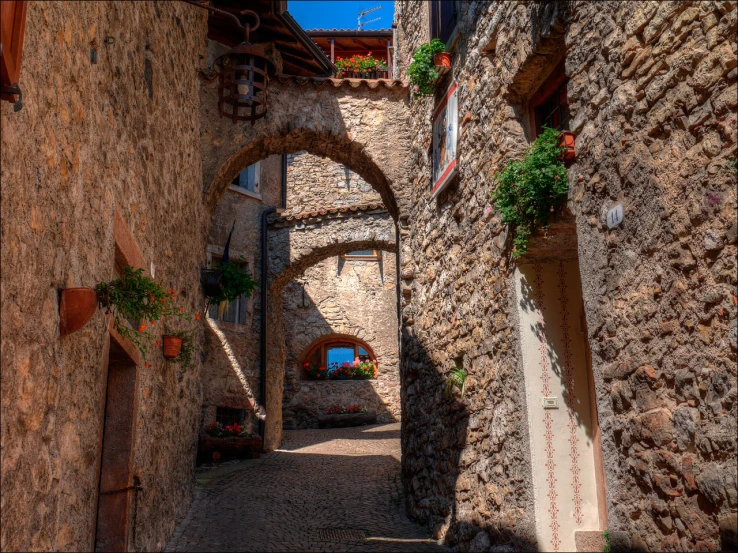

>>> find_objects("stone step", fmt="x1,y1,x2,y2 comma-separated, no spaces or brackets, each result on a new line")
575,531,607,552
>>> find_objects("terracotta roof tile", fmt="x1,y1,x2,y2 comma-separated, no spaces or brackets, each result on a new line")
276,75,406,90
270,203,387,224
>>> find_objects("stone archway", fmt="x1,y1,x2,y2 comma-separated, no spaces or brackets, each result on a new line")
261,207,397,449
199,78,412,219
268,204,396,292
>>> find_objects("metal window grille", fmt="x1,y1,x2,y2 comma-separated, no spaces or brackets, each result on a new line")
216,407,245,426
534,81,570,136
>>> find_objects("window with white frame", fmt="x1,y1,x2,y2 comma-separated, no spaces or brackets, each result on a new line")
231,161,261,194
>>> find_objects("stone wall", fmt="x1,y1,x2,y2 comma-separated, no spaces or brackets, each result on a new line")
280,153,400,428
395,0,737,551
285,151,382,214
281,253,400,429
200,154,283,435
264,205,397,448
0,2,208,551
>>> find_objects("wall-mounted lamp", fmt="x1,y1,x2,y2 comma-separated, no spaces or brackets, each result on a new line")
184,2,273,124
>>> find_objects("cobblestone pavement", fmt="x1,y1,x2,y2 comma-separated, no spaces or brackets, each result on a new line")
165,423,444,552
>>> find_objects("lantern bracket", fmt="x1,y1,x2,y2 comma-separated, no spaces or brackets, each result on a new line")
182,1,260,40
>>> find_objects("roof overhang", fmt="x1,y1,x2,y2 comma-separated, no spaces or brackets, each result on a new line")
202,0,335,77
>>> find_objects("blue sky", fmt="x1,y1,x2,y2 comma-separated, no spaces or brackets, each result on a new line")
288,1,395,31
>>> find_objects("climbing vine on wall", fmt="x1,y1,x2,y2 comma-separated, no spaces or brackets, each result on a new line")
491,127,569,257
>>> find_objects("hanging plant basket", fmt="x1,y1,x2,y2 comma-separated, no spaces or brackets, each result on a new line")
59,288,98,336
162,335,184,359
200,268,224,298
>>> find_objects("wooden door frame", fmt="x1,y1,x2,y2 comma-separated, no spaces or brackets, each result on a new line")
91,209,147,551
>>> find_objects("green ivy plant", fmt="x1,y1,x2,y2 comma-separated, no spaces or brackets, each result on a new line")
445,367,467,398
209,258,257,305
95,266,188,360
408,38,446,97
491,127,569,257
602,530,611,553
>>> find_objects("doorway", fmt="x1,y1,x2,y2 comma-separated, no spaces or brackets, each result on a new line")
515,259,607,552
94,337,139,552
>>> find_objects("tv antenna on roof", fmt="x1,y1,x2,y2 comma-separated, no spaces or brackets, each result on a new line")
358,5,382,30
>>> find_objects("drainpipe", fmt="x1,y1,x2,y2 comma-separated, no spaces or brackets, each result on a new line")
257,160,287,449
258,206,276,449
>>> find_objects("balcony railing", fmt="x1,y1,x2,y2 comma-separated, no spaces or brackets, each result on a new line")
336,69,391,80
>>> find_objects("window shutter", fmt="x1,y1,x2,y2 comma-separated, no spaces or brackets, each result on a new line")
1,0,27,102
440,0,458,44
430,0,458,45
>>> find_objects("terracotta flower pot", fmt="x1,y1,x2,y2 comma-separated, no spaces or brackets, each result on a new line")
162,335,183,359
434,52,451,68
559,131,576,162
59,288,98,336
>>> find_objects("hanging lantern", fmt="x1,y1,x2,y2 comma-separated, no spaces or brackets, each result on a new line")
215,10,274,124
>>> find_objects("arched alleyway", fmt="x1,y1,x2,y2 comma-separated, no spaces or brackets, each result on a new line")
165,424,442,553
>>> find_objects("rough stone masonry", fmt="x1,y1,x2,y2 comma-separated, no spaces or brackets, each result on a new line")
1,1,736,552
395,1,736,551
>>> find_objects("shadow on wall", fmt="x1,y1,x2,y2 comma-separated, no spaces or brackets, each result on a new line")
401,328,540,550
281,281,400,429
201,317,261,434
518,266,595,440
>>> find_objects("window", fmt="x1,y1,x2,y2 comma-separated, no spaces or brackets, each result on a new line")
1,1,27,103
207,256,249,325
341,250,381,261
230,161,260,194
215,407,245,426
430,0,459,46
529,61,570,139
302,336,376,380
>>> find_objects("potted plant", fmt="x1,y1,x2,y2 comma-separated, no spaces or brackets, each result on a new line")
351,360,377,379
304,361,328,380
408,38,448,97
559,131,575,162
335,53,387,79
162,334,183,359
491,127,570,257
198,420,263,464
59,287,99,336
201,224,256,308
94,266,187,359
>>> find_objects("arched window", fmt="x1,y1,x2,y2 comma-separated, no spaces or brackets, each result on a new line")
301,336,377,380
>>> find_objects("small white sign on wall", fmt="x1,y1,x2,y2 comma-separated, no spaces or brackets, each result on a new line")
607,204,624,229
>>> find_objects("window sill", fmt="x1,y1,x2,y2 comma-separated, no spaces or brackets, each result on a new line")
228,185,262,201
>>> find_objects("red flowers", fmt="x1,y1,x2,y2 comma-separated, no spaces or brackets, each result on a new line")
145,362,151,367
138,323,147,332
334,54,387,76
204,421,249,438
195,313,201,320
